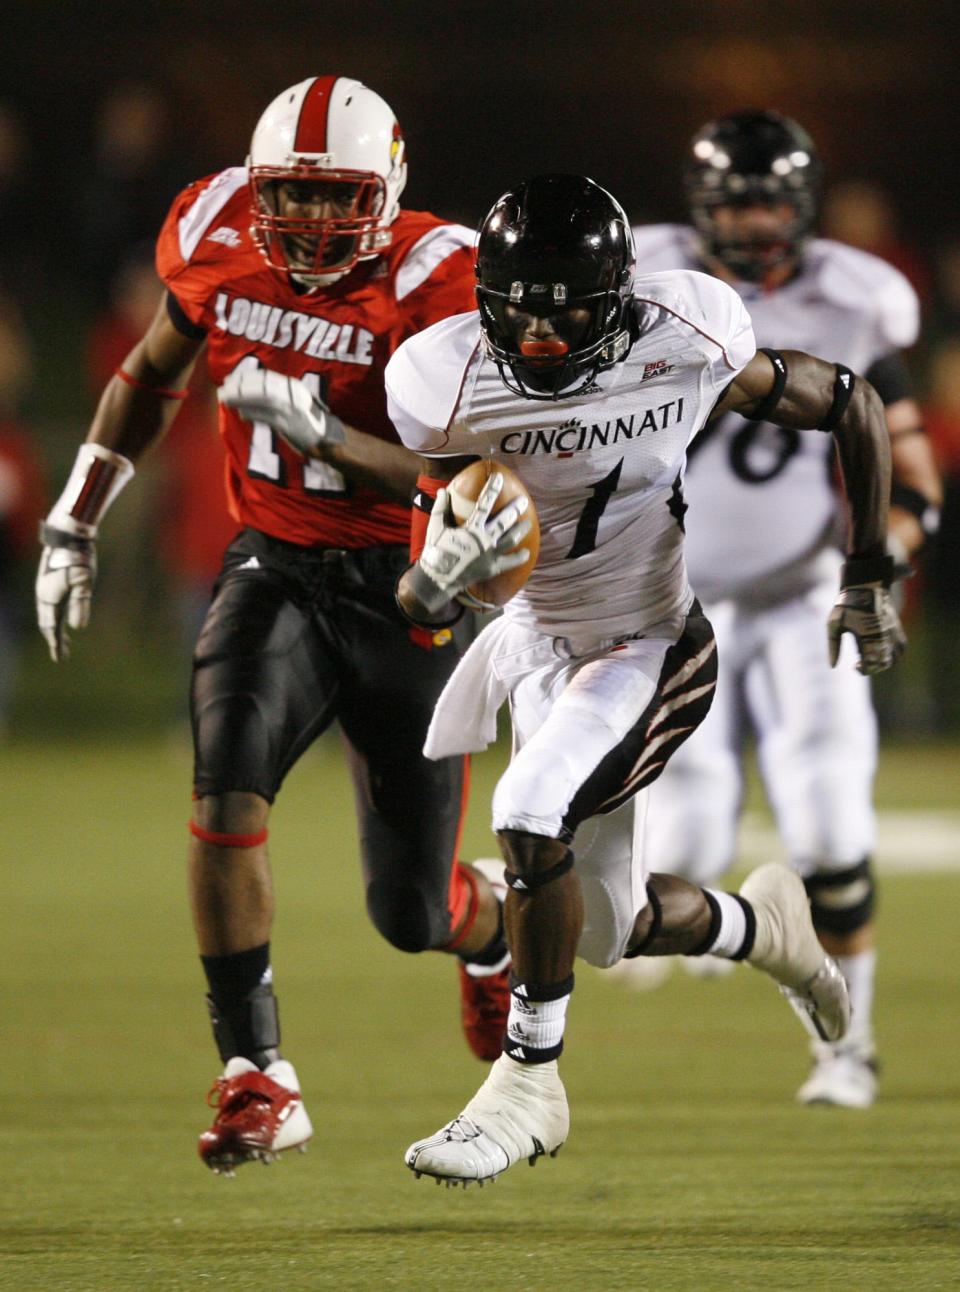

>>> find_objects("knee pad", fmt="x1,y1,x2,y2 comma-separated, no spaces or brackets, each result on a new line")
497,830,574,894
366,879,442,953
804,857,875,936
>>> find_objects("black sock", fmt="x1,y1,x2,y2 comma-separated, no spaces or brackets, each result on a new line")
201,943,279,1068
201,943,271,1010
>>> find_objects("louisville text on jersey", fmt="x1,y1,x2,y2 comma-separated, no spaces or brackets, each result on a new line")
214,292,374,365
500,399,685,458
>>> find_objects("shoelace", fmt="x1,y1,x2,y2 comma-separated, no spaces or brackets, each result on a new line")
206,1077,277,1112
443,1116,483,1143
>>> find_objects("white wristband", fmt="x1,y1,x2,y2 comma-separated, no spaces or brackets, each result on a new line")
47,444,135,540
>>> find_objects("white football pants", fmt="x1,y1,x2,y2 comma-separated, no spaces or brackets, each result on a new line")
645,578,877,886
426,610,717,966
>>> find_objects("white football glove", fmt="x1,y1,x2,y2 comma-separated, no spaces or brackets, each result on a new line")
36,529,97,662
414,474,532,615
827,555,906,676
218,369,345,457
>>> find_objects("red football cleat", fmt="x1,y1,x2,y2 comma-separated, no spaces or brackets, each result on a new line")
459,962,511,1061
198,1057,313,1175
457,858,512,1062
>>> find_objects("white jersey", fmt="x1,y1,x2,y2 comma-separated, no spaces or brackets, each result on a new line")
631,225,919,601
386,269,755,643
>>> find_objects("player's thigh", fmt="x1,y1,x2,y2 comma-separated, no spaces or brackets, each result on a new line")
493,607,717,840
338,595,467,903
748,594,877,866
645,604,745,879
191,565,340,802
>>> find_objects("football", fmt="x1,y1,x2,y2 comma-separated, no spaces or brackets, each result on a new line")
446,459,540,606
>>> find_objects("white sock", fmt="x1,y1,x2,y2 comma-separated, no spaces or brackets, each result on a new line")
504,984,571,1063
835,949,876,1048
700,888,750,958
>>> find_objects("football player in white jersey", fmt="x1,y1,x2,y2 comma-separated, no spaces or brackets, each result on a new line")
632,112,942,1109
384,174,904,1186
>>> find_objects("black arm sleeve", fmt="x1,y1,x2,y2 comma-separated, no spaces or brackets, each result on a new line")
166,290,208,340
864,351,913,407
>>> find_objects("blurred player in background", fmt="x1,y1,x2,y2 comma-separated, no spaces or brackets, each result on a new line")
35,76,513,1174
629,111,942,1107
389,173,903,1186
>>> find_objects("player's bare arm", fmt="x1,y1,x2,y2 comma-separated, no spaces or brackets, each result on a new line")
713,348,905,673
89,293,205,461
218,365,422,503
318,423,422,502
884,397,942,559
714,348,890,556
35,293,205,661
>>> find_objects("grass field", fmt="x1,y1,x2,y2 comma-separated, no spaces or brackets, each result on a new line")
2,734,959,1290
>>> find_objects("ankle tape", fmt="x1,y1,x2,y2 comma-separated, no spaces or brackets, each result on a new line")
504,974,574,1064
190,821,268,848
207,982,280,1067
504,849,573,893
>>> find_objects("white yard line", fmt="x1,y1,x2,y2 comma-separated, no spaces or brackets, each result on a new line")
738,811,960,873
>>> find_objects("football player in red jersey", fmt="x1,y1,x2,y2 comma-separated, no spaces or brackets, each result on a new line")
35,77,511,1174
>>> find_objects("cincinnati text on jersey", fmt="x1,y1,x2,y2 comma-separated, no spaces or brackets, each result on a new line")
499,399,685,457
213,292,375,365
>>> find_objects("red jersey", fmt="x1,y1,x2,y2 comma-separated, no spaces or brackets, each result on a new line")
155,167,476,548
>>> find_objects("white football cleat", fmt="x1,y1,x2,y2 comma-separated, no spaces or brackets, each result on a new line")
405,1053,569,1187
740,863,851,1044
797,1042,878,1109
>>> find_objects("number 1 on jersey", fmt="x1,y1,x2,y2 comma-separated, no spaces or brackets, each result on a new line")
235,357,346,496
566,458,623,559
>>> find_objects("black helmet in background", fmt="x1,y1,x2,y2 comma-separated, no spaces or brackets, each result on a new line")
684,110,822,283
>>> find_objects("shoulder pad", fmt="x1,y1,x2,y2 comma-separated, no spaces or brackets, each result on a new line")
385,312,482,450
809,239,920,349
156,169,251,277
395,225,475,303
630,223,696,270
634,269,755,371
387,212,476,299
156,168,260,327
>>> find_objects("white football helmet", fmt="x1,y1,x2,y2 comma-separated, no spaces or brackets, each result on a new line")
247,76,408,286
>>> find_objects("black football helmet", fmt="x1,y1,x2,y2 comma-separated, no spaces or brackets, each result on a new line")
475,174,636,400
684,110,822,283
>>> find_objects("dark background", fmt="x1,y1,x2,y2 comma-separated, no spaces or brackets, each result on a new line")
1,0,958,735
5,0,957,241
